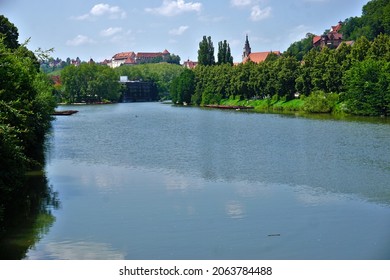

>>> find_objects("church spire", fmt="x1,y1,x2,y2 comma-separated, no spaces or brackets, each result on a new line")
243,34,251,61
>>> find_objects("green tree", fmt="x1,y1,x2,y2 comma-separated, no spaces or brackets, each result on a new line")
349,36,371,62
1,29,56,228
170,69,195,104
198,36,215,66
284,33,315,61
367,33,390,61
0,15,19,50
61,63,121,103
217,40,233,65
344,59,390,116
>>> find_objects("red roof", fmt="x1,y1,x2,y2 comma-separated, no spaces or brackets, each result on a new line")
243,51,281,64
137,52,162,58
113,52,135,60
331,22,342,33
313,36,322,45
124,57,136,64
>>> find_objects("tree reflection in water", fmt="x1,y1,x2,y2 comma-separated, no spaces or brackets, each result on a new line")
0,171,60,260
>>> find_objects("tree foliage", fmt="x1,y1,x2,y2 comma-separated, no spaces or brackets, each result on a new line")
115,63,183,100
170,69,195,104
61,63,121,103
342,0,390,41
176,31,390,116
198,36,215,66
0,16,56,226
217,40,233,65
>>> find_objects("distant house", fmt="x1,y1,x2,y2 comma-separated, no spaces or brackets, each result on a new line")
136,49,170,64
71,58,81,66
183,59,198,69
110,52,136,68
108,50,171,68
313,21,344,48
242,35,280,63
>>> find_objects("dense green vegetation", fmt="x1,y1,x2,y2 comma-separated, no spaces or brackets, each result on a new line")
341,0,390,41
114,63,184,100
170,0,390,116
171,34,390,116
57,62,183,103
61,63,121,103
0,16,57,232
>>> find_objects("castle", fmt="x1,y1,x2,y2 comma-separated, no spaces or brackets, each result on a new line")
104,49,171,68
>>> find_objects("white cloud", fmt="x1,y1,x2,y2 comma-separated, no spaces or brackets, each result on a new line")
250,5,271,21
145,0,202,16
169,25,189,35
231,0,252,7
74,3,126,20
100,27,123,37
66,35,95,46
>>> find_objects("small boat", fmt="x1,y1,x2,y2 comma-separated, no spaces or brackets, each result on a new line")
52,110,79,116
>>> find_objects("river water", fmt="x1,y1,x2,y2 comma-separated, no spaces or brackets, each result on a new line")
24,103,390,259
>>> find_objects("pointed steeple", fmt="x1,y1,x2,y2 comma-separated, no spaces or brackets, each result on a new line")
242,34,251,61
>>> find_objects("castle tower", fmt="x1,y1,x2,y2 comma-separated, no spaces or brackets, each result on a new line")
242,34,251,61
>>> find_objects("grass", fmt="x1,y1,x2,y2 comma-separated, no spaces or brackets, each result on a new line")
220,97,305,113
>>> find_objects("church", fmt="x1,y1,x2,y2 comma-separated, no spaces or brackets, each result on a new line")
242,35,280,64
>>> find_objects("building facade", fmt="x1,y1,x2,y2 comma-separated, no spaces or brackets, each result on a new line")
313,21,344,48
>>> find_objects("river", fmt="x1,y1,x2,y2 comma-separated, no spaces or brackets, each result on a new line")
14,103,390,259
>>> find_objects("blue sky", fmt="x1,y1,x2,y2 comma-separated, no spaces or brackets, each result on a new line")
1,0,367,63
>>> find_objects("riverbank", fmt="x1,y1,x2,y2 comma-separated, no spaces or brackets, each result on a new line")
218,97,305,113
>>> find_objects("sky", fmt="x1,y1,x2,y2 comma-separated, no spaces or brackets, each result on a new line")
1,0,368,63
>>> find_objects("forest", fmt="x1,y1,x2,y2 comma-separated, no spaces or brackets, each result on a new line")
171,0,390,116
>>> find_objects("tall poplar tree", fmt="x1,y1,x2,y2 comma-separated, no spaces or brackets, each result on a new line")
198,36,215,66
217,40,233,65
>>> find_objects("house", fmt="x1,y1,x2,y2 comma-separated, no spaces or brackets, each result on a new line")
108,50,171,68
183,59,198,69
136,49,170,64
242,35,281,63
313,21,344,48
110,52,136,68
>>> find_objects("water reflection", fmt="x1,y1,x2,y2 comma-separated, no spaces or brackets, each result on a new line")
0,172,59,260
26,241,125,260
225,201,245,219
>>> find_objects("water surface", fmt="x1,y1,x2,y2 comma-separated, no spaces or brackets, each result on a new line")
25,103,390,259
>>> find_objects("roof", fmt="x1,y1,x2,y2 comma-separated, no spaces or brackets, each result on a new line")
124,57,136,64
337,40,355,49
243,51,281,63
331,22,342,33
113,52,135,60
137,52,163,58
183,59,198,69
313,36,322,45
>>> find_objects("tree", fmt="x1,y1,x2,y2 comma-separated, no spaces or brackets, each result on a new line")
170,69,195,104
1,28,56,228
61,63,121,103
344,59,390,116
217,40,233,65
367,33,390,61
0,15,19,50
285,33,315,61
198,36,215,66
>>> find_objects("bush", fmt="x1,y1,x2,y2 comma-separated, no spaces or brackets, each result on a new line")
303,91,339,113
